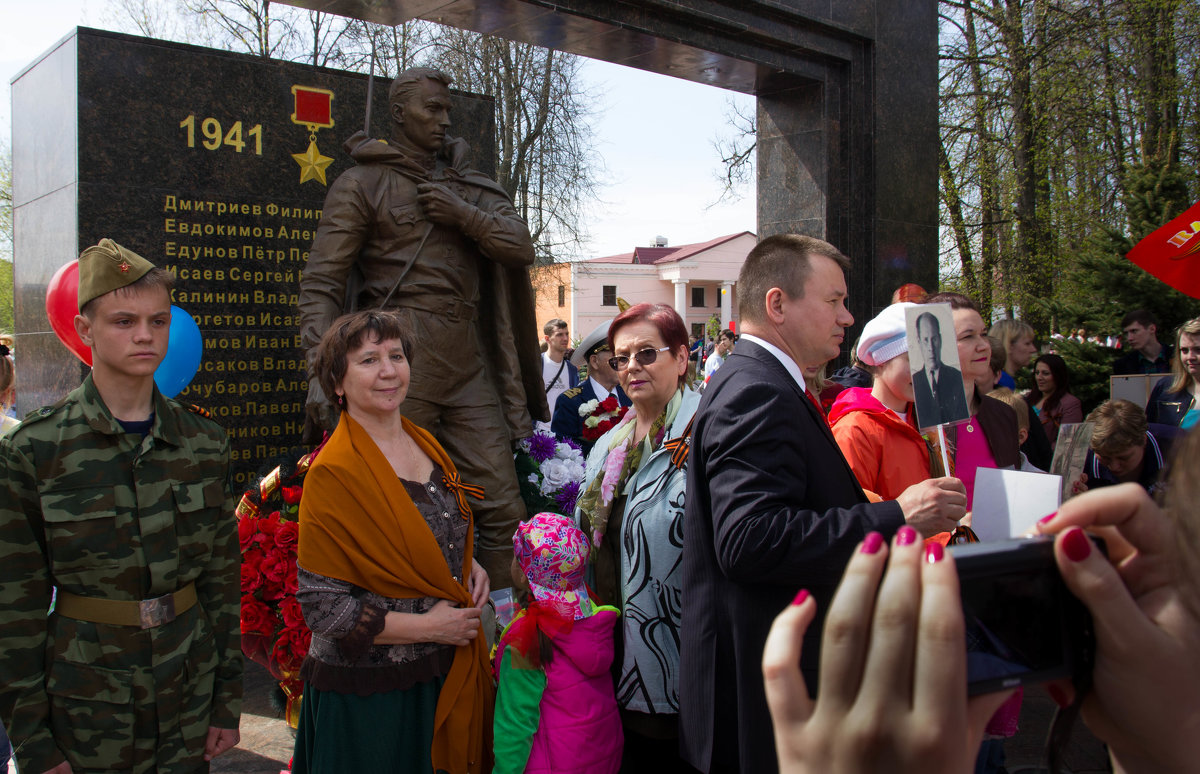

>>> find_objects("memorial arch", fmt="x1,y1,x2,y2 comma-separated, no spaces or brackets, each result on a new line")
281,0,940,317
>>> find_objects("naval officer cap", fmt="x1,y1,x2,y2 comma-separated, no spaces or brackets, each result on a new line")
571,320,615,368
77,239,156,311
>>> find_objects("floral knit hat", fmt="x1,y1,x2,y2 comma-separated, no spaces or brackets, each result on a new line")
512,512,592,621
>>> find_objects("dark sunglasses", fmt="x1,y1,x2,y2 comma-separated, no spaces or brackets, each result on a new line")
609,346,671,371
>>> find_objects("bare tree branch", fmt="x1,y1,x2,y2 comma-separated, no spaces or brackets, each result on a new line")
710,97,756,206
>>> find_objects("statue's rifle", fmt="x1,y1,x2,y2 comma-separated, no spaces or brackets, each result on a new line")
364,36,376,135
352,36,434,312
377,224,434,310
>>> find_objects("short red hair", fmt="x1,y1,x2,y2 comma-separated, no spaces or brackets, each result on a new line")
608,303,690,386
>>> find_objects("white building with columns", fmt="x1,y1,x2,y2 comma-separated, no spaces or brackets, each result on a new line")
533,232,755,344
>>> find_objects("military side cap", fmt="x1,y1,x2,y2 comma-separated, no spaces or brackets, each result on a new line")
78,239,156,310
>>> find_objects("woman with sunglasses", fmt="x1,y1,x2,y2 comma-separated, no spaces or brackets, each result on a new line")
576,302,700,772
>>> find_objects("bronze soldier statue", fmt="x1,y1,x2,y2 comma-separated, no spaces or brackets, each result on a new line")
298,67,546,587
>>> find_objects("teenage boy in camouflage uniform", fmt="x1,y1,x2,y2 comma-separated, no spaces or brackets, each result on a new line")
0,240,241,773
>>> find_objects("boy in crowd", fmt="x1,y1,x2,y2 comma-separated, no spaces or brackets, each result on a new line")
1114,309,1171,375
0,239,241,773
1083,398,1181,496
540,318,578,429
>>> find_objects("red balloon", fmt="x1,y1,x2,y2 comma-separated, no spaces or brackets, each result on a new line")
45,260,92,366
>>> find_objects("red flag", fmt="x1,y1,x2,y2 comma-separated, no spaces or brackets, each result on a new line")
1125,199,1200,298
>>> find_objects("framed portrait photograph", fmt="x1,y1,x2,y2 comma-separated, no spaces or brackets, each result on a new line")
906,303,971,429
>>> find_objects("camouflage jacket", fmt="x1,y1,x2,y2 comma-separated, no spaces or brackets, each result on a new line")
0,375,242,773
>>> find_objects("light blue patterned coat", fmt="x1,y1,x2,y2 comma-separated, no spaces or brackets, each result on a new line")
576,387,700,714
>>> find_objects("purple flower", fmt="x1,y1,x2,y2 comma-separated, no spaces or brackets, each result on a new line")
561,436,582,453
555,480,582,514
527,432,558,463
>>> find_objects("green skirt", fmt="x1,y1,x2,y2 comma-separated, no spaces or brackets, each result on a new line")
291,678,444,774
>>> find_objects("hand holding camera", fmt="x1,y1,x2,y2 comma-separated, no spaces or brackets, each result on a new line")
765,461,1200,774
763,528,1015,774
1037,483,1200,774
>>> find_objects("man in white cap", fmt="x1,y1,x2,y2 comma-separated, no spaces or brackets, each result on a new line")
551,319,630,454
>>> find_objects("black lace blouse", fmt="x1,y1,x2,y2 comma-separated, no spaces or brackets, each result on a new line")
297,464,470,695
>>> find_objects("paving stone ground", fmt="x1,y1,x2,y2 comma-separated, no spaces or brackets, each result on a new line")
212,659,295,774
1003,689,1112,774
212,660,1111,774
3,659,1111,774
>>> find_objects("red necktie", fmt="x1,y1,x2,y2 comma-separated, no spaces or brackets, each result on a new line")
805,390,829,428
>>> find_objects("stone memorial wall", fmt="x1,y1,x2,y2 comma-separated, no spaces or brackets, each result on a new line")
12,28,496,487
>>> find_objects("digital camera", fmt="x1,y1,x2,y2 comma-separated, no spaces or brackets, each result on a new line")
950,536,1096,696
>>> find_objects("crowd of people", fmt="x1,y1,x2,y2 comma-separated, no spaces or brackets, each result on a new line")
516,240,1200,774
0,335,16,437
1,233,1198,774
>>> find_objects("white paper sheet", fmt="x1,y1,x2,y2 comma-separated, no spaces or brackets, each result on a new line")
970,468,1062,542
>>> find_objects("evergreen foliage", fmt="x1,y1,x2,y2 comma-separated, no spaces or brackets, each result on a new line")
1048,338,1120,417
1051,161,1200,337
704,314,722,342
938,0,1200,334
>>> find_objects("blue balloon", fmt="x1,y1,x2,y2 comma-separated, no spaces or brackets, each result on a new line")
155,306,204,399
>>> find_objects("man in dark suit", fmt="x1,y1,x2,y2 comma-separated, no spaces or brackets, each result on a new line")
551,320,630,455
679,234,968,774
911,310,969,428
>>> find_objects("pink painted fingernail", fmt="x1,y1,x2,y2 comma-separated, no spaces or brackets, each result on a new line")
1062,527,1091,562
896,525,918,547
925,542,944,563
1046,683,1070,709
1038,511,1058,525
791,589,810,607
861,531,884,554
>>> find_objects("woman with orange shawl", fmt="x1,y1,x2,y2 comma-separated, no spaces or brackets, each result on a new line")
292,311,493,774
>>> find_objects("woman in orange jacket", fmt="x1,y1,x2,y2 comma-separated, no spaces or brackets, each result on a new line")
829,303,934,500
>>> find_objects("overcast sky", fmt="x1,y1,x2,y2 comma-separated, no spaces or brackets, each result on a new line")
1,0,757,259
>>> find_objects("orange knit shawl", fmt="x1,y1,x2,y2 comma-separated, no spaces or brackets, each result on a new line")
298,412,492,773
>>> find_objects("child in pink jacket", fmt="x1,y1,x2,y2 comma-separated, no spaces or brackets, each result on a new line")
493,512,622,774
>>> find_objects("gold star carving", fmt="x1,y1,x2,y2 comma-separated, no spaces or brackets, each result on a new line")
292,139,333,185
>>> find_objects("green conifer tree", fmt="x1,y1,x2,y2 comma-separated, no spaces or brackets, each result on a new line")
1051,161,1200,340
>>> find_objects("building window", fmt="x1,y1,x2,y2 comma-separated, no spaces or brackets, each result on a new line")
602,285,617,306
558,284,566,306
691,286,706,307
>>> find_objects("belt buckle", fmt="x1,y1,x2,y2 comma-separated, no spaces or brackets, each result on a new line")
139,593,176,629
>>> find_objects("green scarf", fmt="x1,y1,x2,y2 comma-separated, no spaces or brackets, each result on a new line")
577,389,684,548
